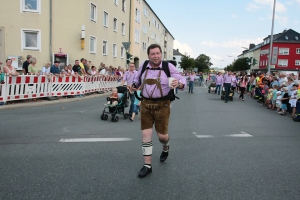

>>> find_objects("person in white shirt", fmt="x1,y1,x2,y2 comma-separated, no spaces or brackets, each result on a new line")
41,62,51,75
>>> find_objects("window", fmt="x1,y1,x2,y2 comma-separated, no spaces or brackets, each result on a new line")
21,0,40,13
113,44,117,57
143,25,147,34
21,29,41,51
90,3,97,22
113,18,117,32
142,42,147,51
121,23,125,35
285,36,288,40
103,40,107,55
279,48,289,55
295,60,300,66
295,36,299,40
144,7,148,17
135,8,140,23
121,47,124,58
114,0,118,6
122,0,126,12
90,36,96,54
135,29,140,43
103,11,108,27
278,59,288,67
296,48,300,54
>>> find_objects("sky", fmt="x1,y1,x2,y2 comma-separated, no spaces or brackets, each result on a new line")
147,0,300,69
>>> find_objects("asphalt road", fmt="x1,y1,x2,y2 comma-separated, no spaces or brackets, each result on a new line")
1,83,300,200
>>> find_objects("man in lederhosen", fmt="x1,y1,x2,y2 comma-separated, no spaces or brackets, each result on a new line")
131,44,186,178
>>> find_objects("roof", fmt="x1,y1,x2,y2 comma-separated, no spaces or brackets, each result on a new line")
173,49,183,56
143,0,175,40
264,29,300,43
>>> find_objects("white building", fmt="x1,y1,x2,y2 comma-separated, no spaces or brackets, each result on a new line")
173,49,183,72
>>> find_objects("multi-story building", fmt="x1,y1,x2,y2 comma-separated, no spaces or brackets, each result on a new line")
259,29,300,71
239,29,300,72
130,0,174,68
173,49,183,72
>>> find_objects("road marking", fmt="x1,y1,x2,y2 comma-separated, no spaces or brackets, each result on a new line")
192,132,197,135
195,135,214,138
225,132,253,138
59,138,133,143
203,83,207,88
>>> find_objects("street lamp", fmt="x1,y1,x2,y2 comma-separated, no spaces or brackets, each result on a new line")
268,0,276,74
242,47,248,50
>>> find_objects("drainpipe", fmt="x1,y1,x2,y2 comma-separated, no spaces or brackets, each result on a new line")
50,0,53,63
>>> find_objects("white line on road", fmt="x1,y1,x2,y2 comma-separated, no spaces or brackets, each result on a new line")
195,135,214,138
59,138,133,143
225,133,253,138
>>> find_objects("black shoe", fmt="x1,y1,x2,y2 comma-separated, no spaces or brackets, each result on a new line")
160,150,169,162
138,166,152,178
225,101,228,103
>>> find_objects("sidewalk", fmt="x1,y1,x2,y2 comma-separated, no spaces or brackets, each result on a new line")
0,92,109,110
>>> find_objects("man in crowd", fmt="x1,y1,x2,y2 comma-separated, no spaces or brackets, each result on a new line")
50,61,61,76
131,44,186,178
223,71,233,103
79,58,87,75
22,55,32,75
121,63,138,117
215,72,223,95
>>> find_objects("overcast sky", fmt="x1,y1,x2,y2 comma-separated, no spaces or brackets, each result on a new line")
147,0,300,68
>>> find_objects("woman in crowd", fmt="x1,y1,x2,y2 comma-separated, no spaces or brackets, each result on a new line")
41,62,51,75
28,57,39,75
239,74,248,101
3,59,19,76
91,66,98,76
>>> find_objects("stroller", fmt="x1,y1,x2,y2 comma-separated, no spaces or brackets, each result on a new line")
221,87,234,101
100,86,129,122
208,82,216,93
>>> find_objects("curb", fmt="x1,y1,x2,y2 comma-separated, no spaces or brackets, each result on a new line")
0,92,109,110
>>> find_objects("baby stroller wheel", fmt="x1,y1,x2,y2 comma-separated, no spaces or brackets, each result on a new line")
221,96,224,100
100,114,105,120
123,114,128,119
114,116,119,122
104,114,108,120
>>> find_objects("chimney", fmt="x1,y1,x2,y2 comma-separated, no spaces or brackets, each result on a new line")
177,49,179,52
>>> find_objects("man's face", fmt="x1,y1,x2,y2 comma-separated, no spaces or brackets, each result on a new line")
148,47,162,66
55,63,60,67
6,60,12,65
75,61,79,66
129,64,135,71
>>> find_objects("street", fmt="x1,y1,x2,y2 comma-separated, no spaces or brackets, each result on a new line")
1,84,300,200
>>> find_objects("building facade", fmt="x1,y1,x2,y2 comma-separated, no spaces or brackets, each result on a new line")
173,49,183,72
129,0,174,69
259,29,300,71
0,0,174,72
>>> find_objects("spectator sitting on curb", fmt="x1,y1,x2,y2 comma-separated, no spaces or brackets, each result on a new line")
3,59,19,76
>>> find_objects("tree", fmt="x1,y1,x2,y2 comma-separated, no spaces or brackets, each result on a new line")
232,58,250,71
179,54,195,71
194,54,212,72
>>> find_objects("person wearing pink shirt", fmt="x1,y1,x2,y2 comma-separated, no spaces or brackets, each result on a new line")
188,71,196,93
223,71,233,103
131,44,186,178
239,74,248,101
215,72,223,95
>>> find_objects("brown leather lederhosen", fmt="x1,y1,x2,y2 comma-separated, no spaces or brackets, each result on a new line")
139,69,171,135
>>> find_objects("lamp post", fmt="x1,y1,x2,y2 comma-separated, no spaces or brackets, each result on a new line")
268,0,276,74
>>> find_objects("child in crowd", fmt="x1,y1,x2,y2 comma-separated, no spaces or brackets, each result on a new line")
289,84,298,118
272,85,278,110
261,80,269,105
280,87,289,115
276,91,282,113
105,87,119,107
129,87,141,122
266,88,273,109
